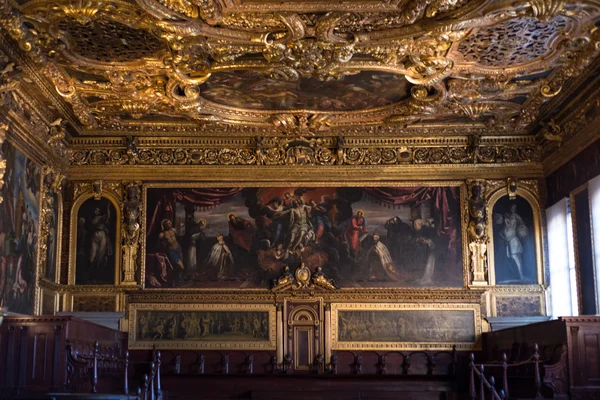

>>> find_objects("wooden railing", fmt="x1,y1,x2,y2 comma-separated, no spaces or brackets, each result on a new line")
328,347,457,376
136,346,163,400
66,340,130,394
469,343,544,400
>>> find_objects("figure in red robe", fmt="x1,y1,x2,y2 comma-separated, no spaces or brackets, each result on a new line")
344,210,368,258
228,213,255,252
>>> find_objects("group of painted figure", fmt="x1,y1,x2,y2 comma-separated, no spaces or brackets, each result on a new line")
149,191,449,288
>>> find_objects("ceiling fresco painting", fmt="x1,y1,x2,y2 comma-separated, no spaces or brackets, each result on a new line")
200,71,411,111
0,0,597,138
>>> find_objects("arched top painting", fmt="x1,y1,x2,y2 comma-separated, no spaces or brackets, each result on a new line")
491,195,537,285
144,186,464,289
75,197,117,285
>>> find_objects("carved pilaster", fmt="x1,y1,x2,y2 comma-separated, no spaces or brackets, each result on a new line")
0,123,6,204
121,181,142,285
38,166,65,282
466,179,488,286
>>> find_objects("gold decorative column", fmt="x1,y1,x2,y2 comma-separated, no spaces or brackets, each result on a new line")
276,303,283,364
121,181,142,285
467,179,489,286
324,303,331,364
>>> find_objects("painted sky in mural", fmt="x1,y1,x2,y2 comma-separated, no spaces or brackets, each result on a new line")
0,141,40,314
145,187,463,289
199,71,411,111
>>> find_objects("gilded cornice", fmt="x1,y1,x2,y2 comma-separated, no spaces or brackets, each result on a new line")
539,70,600,174
0,30,82,134
125,288,487,303
66,163,545,181
0,44,70,169
67,135,540,169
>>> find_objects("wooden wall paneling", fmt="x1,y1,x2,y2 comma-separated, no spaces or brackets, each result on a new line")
17,326,27,391
565,318,600,393
1,326,17,390
52,324,64,391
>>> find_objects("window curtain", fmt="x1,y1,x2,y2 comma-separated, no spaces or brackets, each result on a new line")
146,188,243,239
589,175,600,310
546,198,577,318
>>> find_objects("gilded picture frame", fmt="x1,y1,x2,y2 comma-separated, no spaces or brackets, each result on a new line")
140,181,470,291
330,303,482,351
486,186,544,286
128,302,277,350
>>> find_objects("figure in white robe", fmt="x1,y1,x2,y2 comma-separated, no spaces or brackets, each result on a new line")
495,203,528,280
418,237,436,285
205,233,234,279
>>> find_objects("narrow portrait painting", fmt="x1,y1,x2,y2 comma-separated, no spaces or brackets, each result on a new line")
144,186,463,289
492,195,537,284
75,197,117,284
0,141,40,314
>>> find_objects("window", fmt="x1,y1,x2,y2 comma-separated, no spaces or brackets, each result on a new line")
546,198,578,318
589,176,600,310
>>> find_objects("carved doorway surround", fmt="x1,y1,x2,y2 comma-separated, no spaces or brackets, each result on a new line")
284,298,324,373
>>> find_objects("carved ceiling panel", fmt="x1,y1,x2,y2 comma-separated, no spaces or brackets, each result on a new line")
1,0,599,137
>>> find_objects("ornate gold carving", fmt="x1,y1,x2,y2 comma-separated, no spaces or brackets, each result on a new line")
72,180,123,202
456,17,570,70
38,166,66,282
121,181,142,285
506,177,518,200
68,136,541,167
0,123,6,204
529,0,566,22
0,0,596,136
270,114,331,135
60,1,102,25
92,180,103,200
272,264,337,292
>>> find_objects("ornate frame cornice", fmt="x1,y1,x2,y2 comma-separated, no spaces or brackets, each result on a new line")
0,30,82,134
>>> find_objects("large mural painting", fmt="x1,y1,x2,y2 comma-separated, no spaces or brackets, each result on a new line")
0,141,40,314
144,186,463,289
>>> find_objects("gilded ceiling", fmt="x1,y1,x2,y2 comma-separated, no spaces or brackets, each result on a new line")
1,0,600,139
